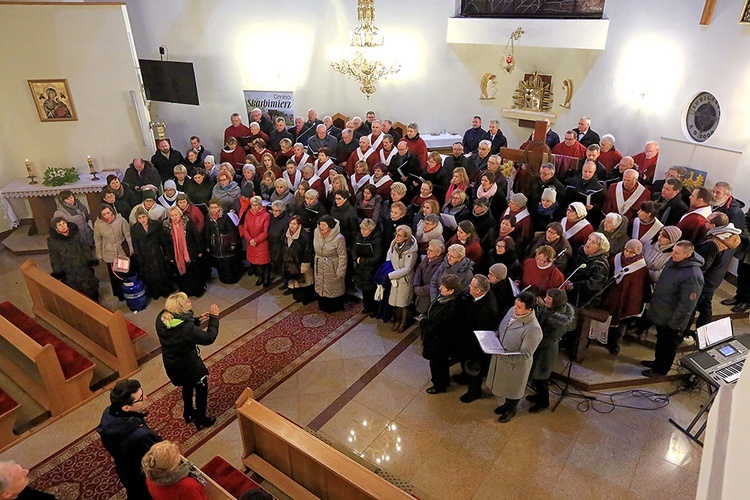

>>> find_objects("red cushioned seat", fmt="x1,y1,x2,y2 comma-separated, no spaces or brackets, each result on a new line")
0,388,19,415
125,320,147,342
0,302,94,380
201,455,262,498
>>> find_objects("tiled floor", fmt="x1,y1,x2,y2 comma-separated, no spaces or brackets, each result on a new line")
0,244,738,499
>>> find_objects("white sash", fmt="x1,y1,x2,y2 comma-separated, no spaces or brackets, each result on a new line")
615,182,646,215
324,179,333,195
373,174,392,188
379,148,397,166
357,147,375,162
564,218,591,240
295,153,310,169
352,173,371,193
631,217,663,243
503,207,530,222
368,133,383,150
283,170,301,190
614,253,647,283
307,174,321,189
315,158,333,178
679,205,712,222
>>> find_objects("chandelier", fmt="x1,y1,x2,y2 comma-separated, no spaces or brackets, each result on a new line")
330,0,400,99
500,27,524,74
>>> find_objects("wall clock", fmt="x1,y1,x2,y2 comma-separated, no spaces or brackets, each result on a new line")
685,92,720,142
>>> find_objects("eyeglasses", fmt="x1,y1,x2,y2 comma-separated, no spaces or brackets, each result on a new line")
131,391,145,404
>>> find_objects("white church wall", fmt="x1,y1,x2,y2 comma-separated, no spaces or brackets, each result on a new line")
0,3,150,232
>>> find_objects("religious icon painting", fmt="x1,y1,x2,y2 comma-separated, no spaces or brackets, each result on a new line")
28,79,78,122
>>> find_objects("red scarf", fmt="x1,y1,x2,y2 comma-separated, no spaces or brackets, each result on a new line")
426,162,441,174
445,182,468,203
170,217,191,274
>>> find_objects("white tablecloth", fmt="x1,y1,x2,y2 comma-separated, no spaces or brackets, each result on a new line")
422,133,464,149
0,169,121,228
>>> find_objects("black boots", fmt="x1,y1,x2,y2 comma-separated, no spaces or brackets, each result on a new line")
254,265,272,287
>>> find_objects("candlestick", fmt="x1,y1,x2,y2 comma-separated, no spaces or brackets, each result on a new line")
25,159,38,185
87,155,99,180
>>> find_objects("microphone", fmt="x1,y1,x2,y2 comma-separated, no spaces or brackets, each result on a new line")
613,267,630,281
559,263,587,289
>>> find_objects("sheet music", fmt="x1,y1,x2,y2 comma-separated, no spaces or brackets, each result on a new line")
440,213,458,229
510,280,521,297
474,330,522,355
697,317,733,350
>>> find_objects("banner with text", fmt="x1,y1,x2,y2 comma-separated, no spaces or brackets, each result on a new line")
243,90,294,126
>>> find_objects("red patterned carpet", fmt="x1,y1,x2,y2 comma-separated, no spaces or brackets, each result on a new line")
28,300,364,499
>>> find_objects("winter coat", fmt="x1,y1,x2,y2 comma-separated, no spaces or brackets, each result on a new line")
122,163,161,192
283,228,315,289
268,211,291,266
387,236,418,307
211,182,241,213
162,216,203,262
94,214,132,263
412,255,444,314
185,177,215,207
54,200,93,247
296,200,327,230
155,311,219,386
204,214,239,258
129,202,166,226
47,223,99,300
97,408,162,495
420,293,460,360
697,232,741,293
131,219,174,299
568,248,610,307
314,223,347,298
240,208,271,265
598,219,628,256
526,233,572,272
330,203,359,246
270,189,294,208
643,241,674,283
531,303,576,380
647,252,705,331
353,229,384,291
454,290,501,363
429,256,474,301
486,309,543,400
490,279,516,318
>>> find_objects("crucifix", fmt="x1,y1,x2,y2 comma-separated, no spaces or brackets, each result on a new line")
499,119,552,177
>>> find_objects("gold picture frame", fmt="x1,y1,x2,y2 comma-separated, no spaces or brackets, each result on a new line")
28,79,78,122
741,0,750,23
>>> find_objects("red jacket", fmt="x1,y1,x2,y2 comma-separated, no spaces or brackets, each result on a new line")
240,207,271,264
402,135,428,167
147,476,208,500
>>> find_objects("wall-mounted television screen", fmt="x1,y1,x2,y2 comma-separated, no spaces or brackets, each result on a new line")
139,59,199,105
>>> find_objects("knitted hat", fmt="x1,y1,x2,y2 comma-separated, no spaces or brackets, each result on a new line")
142,189,157,201
163,179,176,191
661,225,682,243
569,201,587,218
509,192,528,208
541,187,557,203
240,184,254,198
489,263,508,281
204,155,216,165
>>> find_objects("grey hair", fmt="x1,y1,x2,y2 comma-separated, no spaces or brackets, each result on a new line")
714,181,733,194
249,122,260,131
316,124,327,132
428,239,445,254
580,116,591,125
408,122,419,131
360,218,376,231
588,232,610,253
395,224,413,239
280,138,292,148
293,142,304,149
447,243,466,258
489,119,500,127
540,162,555,171
479,139,492,148
600,133,615,145
242,164,256,174
305,189,319,199
251,107,262,114
271,200,286,212
604,212,623,226
472,274,491,293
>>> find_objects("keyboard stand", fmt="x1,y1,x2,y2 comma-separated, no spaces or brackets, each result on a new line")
668,385,717,447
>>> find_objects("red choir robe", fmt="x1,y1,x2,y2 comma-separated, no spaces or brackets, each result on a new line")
562,217,594,251
403,136,428,167
345,147,379,176
367,132,385,153
251,147,275,164
503,207,534,248
224,123,251,142
628,217,663,244
600,252,650,326
349,173,372,195
520,258,565,294
552,141,587,159
602,182,651,222
305,175,325,201
677,205,712,243
599,149,623,175
631,151,658,185
275,148,295,167
411,193,438,209
220,147,248,173
371,174,393,200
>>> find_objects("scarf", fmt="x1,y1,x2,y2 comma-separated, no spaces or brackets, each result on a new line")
536,202,558,217
445,182,467,203
476,182,497,199
60,199,81,216
286,225,301,246
707,222,742,240
170,217,191,275
392,235,416,258
426,161,441,174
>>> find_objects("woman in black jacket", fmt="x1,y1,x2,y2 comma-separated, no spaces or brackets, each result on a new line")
47,217,100,301
420,273,462,394
156,292,220,430
163,206,207,297
204,199,241,284
269,200,291,286
353,218,384,315
131,207,175,299
283,215,315,304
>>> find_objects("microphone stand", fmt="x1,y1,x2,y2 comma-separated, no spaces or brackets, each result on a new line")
551,266,626,412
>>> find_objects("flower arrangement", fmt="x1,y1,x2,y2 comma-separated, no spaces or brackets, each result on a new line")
43,166,79,187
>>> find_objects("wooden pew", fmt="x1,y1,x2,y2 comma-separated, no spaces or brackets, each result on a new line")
235,389,413,500
200,455,268,500
20,259,140,378
0,388,20,448
0,305,94,416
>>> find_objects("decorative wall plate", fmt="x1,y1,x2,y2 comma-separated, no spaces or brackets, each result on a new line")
686,92,720,142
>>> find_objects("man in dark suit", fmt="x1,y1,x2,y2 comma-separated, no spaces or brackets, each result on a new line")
462,115,486,154
443,142,471,175
483,119,507,155
250,107,274,136
651,166,692,206
150,139,184,184
323,115,342,140
453,275,500,403
656,178,689,227
382,119,402,143
573,116,600,148
268,117,293,152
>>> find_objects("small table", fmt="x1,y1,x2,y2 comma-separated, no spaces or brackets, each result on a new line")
0,170,121,235
422,133,464,153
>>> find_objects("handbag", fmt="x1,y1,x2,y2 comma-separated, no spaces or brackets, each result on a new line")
112,256,130,273
374,260,394,286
